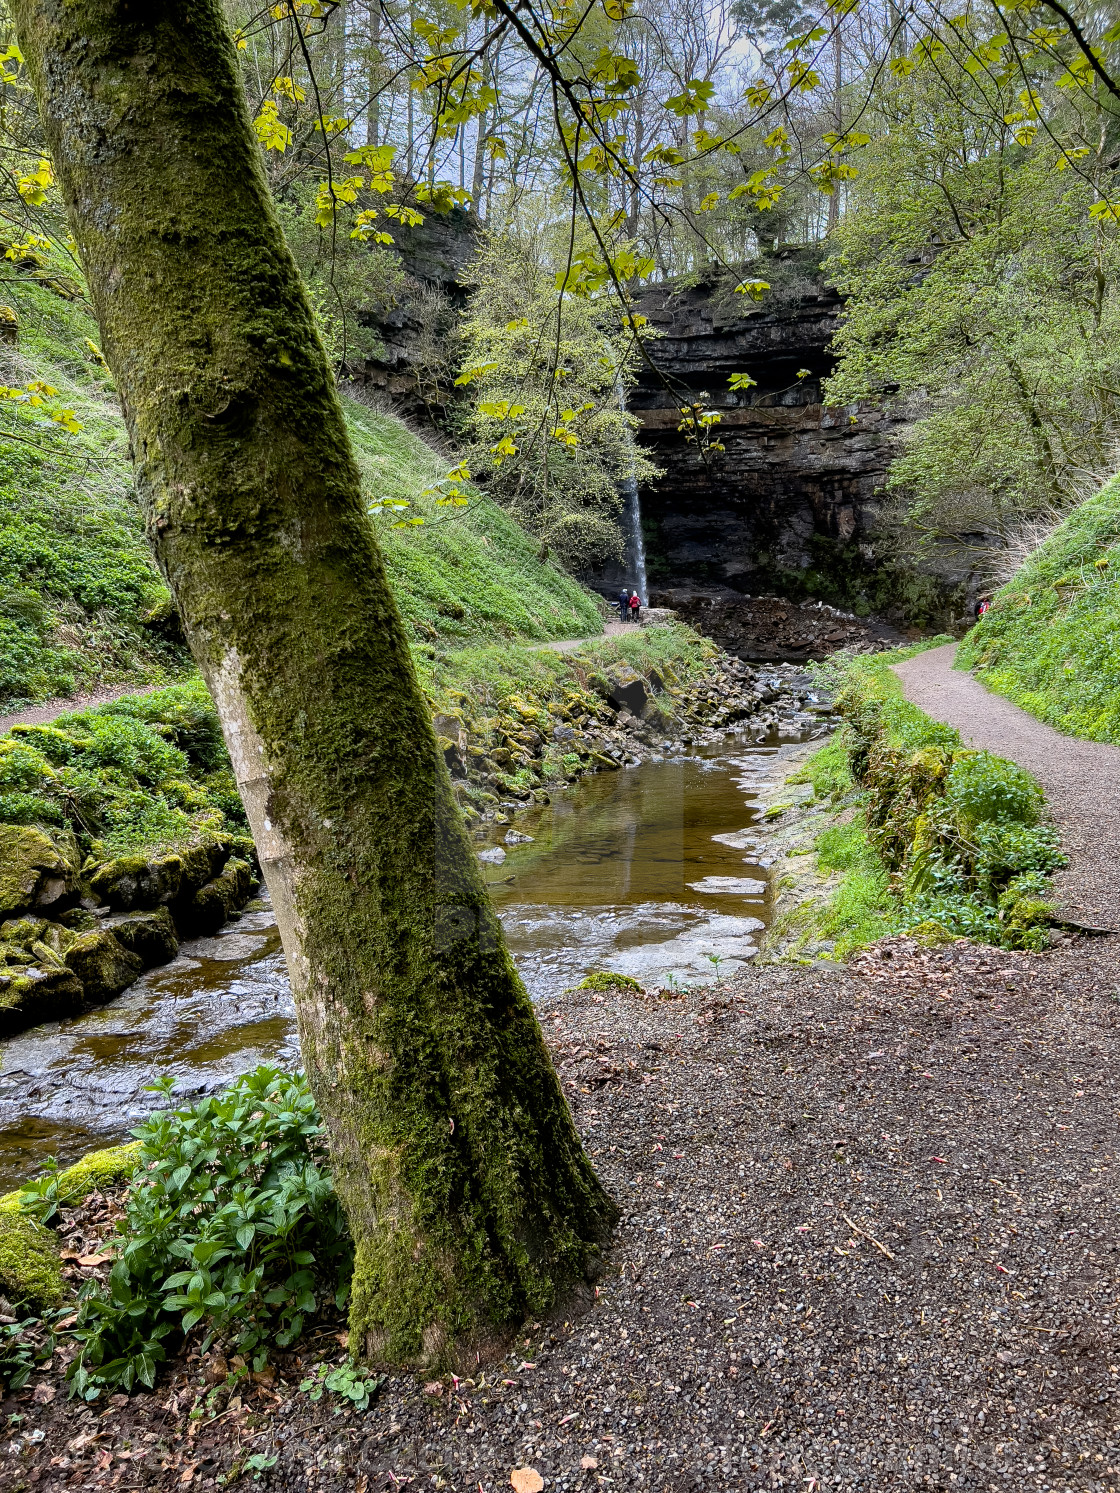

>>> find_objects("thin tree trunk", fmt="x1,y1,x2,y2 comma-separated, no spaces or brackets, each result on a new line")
367,0,381,146
13,0,615,1368
828,26,842,235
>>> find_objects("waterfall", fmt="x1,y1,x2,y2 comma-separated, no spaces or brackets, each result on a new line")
614,373,648,602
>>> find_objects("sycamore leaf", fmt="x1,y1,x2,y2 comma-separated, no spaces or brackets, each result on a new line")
728,372,756,390
734,279,770,300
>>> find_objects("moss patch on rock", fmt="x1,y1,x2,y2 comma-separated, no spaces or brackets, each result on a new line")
0,1209,63,1308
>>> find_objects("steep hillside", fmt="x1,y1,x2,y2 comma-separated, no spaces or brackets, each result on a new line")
957,477,1120,742
0,274,600,712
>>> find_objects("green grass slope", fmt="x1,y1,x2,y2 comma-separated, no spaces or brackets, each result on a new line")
0,274,601,714
957,476,1120,742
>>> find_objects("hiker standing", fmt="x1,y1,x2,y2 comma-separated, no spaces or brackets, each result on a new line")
617,588,630,623
629,590,642,624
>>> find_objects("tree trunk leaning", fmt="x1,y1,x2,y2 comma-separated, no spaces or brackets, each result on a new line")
12,0,616,1368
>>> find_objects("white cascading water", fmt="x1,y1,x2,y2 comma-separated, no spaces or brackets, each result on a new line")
614,373,648,602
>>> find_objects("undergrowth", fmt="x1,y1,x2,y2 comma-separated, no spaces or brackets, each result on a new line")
25,1068,353,1399
957,474,1120,742
0,275,602,711
791,644,1065,955
0,678,248,857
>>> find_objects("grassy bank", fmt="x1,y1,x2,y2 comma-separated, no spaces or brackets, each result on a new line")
0,275,600,712
775,644,1066,957
957,475,1120,742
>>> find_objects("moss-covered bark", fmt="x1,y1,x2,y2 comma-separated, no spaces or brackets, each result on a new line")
12,0,616,1366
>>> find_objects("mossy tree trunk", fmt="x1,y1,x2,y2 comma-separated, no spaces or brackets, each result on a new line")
12,0,616,1366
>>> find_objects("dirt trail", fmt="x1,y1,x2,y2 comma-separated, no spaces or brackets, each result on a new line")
893,641,1120,931
0,682,165,735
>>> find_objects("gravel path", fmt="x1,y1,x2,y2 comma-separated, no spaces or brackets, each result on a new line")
893,643,1120,931
13,934,1120,1490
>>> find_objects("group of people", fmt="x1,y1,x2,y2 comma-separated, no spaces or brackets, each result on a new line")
617,589,643,623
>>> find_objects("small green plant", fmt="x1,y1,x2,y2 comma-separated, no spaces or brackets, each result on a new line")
66,1067,352,1399
0,1310,60,1391
299,1360,385,1412
704,953,724,981
219,1452,279,1485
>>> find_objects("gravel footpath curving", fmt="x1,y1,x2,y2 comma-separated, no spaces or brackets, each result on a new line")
11,935,1120,1489
893,643,1120,931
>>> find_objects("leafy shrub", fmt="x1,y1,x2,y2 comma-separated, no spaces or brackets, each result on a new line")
0,679,249,856
53,1068,352,1398
944,751,1041,828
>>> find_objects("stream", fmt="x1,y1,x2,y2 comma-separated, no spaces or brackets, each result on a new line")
0,730,818,1190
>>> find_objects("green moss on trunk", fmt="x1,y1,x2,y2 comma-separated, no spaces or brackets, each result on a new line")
12,0,615,1366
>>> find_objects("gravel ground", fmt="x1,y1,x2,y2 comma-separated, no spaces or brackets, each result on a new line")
6,932,1120,1492
893,644,1120,931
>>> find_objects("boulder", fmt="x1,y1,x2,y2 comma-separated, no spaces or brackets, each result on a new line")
174,856,253,938
0,824,80,919
605,666,648,716
0,1208,63,1309
89,851,184,912
106,906,179,967
64,929,143,1004
0,967,84,1035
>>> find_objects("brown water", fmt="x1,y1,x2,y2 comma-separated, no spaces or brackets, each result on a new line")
0,731,818,1190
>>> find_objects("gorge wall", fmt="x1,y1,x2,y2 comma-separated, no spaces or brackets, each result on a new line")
595,255,981,629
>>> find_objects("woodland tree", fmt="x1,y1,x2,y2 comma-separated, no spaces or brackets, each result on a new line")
10,0,616,1367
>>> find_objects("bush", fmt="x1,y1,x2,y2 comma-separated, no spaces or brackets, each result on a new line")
0,678,248,856
53,1068,351,1398
944,750,1041,828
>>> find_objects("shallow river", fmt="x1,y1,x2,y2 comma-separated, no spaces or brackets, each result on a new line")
0,731,815,1190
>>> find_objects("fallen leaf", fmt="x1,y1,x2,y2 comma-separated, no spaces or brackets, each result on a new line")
31,1382,55,1404
180,1464,199,1486
581,1455,598,1469
423,1380,443,1397
511,1469,544,1493
77,1252,113,1267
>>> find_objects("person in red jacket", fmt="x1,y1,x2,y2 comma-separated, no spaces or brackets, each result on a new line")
628,590,642,623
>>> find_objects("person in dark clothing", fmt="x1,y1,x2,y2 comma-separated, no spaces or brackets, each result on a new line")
618,589,630,622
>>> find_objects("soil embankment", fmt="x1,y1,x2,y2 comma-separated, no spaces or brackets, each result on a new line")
894,643,1120,931
10,931,1119,1488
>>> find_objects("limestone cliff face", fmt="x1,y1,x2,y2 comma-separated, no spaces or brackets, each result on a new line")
621,266,899,611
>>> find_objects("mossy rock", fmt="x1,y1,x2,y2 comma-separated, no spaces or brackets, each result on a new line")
107,906,179,967
64,929,143,1004
174,856,252,938
0,1211,62,1309
2,1142,142,1216
90,850,184,912
0,967,84,1034
577,971,642,992
0,824,81,919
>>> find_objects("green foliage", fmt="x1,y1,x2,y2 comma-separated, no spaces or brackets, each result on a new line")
10,1143,140,1225
454,234,661,568
65,1068,352,1400
807,646,1065,954
825,32,1120,555
943,751,1041,829
787,736,851,803
344,396,604,646
0,679,247,857
957,475,1120,743
0,1308,68,1391
299,1360,385,1411
0,279,185,706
